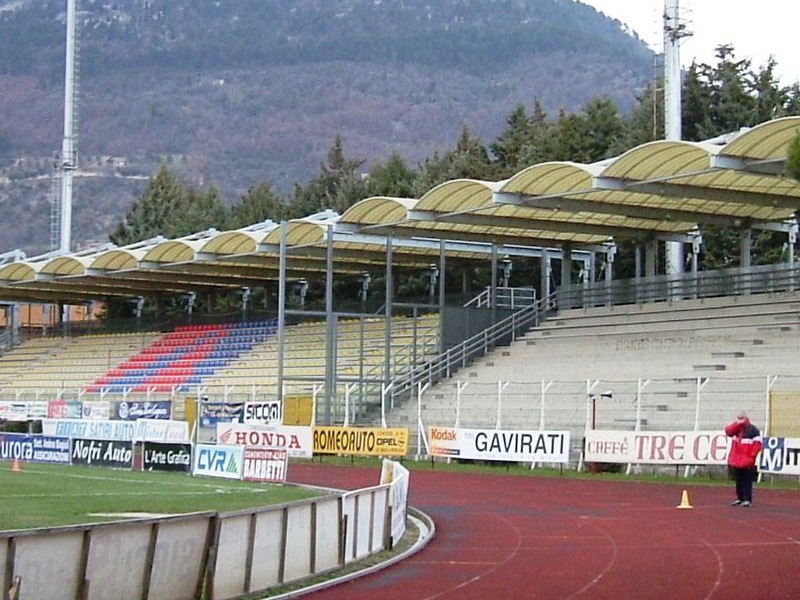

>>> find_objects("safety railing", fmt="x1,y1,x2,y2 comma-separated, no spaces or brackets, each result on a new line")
464,286,537,309
558,262,800,310
391,292,557,402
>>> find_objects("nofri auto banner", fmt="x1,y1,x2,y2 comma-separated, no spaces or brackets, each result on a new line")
429,426,570,463
216,423,313,458
584,430,730,465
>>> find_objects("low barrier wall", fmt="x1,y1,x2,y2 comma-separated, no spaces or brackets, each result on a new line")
0,461,410,600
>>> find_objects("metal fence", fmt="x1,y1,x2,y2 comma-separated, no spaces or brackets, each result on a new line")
388,376,800,459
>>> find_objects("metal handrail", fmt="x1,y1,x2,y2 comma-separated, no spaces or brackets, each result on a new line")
463,286,537,309
392,292,557,399
559,261,799,310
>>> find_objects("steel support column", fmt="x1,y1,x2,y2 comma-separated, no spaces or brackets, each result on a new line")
384,237,393,386
439,240,446,353
324,225,335,424
277,221,287,403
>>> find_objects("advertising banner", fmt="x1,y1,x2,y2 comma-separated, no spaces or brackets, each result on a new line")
583,430,730,465
71,438,134,469
26,401,49,420
199,402,243,428
42,418,136,441
380,459,410,546
429,426,570,463
0,433,71,464
759,437,800,475
48,400,83,419
193,444,244,479
82,401,111,421
114,400,172,421
244,401,282,426
134,419,190,443
142,442,192,472
0,402,29,422
216,423,313,458
242,447,288,482
313,426,409,456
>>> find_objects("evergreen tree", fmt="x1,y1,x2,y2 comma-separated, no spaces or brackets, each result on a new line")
291,135,367,216
412,125,496,196
183,185,228,232
492,100,551,176
681,63,711,142
365,152,417,198
110,165,190,245
619,83,662,149
228,181,288,229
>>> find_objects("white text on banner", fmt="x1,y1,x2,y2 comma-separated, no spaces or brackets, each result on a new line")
759,437,800,475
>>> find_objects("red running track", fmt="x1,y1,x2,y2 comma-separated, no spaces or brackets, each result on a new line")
288,464,800,600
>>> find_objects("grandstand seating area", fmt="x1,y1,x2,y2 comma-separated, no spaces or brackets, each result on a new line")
87,321,277,393
0,314,440,401
200,314,440,396
386,292,800,445
0,332,162,396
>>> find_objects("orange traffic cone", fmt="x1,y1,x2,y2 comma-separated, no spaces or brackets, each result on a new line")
676,489,693,509
11,458,22,472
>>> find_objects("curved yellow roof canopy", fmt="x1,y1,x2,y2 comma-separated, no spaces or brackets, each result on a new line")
340,197,418,226
0,261,45,283
90,249,145,272
200,230,263,255
721,116,800,159
40,256,93,277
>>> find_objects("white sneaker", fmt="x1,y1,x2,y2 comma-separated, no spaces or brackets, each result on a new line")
741,501,752,507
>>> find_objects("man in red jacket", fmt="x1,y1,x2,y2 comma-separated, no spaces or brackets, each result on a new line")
725,412,762,507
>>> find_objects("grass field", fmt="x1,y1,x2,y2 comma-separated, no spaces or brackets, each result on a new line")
0,460,324,531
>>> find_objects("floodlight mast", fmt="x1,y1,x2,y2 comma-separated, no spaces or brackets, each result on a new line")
663,0,691,276
59,0,80,254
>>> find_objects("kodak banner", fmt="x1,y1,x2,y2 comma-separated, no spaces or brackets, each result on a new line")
429,426,570,463
313,426,409,456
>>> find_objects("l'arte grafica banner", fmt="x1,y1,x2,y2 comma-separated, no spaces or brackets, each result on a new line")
584,430,730,465
759,437,800,475
429,426,570,463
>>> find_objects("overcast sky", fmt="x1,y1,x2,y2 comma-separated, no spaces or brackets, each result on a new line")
579,0,799,85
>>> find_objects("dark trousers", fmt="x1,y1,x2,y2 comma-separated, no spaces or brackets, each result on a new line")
733,466,755,502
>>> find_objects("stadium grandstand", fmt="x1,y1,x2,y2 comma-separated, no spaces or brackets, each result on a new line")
1,116,800,451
